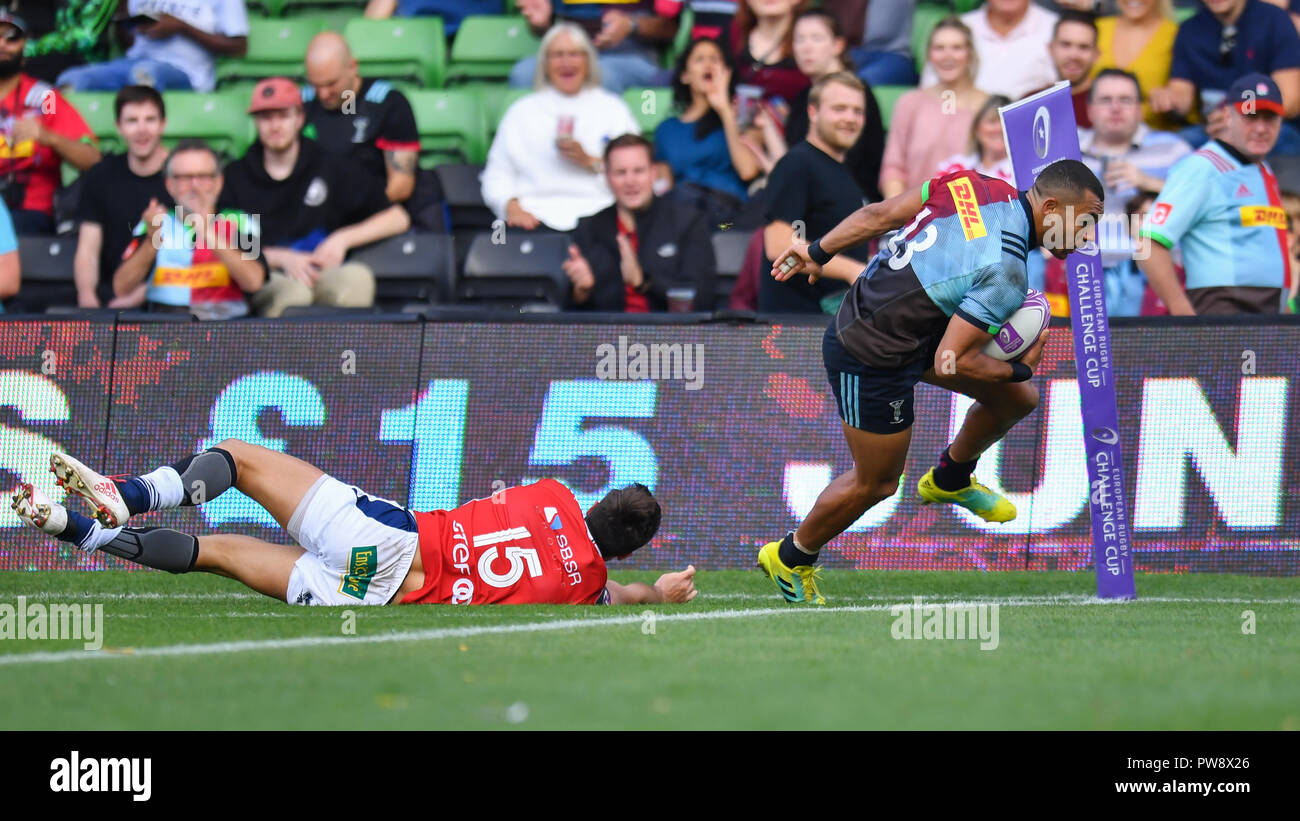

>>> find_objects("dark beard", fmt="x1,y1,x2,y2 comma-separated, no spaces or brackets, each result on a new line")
0,55,22,80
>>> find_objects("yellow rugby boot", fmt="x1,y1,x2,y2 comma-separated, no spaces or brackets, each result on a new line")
917,468,1017,523
757,539,826,605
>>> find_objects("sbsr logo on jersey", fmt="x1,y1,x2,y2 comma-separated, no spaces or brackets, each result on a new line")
947,178,987,241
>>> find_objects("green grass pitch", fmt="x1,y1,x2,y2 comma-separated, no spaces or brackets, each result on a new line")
1,569,1297,730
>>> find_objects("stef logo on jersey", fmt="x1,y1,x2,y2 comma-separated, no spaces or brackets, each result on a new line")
1150,203,1171,226
449,521,474,604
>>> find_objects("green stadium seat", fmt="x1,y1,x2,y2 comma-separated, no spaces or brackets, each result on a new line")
664,5,694,68
246,0,286,16
344,17,446,88
215,16,327,87
911,3,949,75
159,91,257,159
623,87,674,135
872,84,912,131
483,86,529,137
950,0,981,12
406,88,488,165
447,16,540,83
282,8,358,31
64,92,122,154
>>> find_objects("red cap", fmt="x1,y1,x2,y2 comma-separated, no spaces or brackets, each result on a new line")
248,77,302,114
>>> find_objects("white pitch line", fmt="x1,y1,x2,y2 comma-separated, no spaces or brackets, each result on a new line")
2,592,1297,667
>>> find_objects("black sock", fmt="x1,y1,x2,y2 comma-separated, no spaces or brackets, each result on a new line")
99,527,199,574
777,532,818,568
932,446,978,491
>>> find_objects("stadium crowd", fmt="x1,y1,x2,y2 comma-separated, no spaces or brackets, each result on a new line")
0,0,1297,318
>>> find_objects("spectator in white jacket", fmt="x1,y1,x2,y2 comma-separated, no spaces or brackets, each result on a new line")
481,23,641,232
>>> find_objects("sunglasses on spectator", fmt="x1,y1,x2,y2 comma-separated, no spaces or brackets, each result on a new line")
0,29,24,43
1218,25,1236,66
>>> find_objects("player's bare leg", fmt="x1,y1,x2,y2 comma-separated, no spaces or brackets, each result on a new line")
915,369,1040,522
794,422,912,551
194,534,305,601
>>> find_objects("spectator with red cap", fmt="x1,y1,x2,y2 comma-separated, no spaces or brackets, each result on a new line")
219,77,410,318
1139,73,1293,315
0,10,100,234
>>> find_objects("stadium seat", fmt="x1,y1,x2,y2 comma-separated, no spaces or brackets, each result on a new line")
483,87,530,137
871,85,911,131
435,163,495,231
344,17,446,88
64,92,121,154
160,91,257,159
460,231,570,306
912,3,948,75
215,16,327,87
14,236,77,313
663,5,694,68
623,87,674,135
245,0,285,16
406,89,488,165
711,229,751,305
447,16,540,83
1174,5,1197,23
348,232,457,308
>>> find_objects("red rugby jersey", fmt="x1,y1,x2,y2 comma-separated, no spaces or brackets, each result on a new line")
401,479,609,605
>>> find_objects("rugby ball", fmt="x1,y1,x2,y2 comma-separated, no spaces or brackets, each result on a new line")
982,289,1051,361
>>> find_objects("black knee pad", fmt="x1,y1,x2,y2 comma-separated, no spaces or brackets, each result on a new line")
101,528,199,574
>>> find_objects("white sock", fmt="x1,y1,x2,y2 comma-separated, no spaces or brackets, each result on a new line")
71,519,123,554
139,466,184,510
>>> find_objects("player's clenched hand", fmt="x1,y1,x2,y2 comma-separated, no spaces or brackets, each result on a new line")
654,564,698,603
1017,326,1049,371
771,241,823,284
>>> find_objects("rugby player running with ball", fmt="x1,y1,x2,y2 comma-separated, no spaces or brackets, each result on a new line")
762,159,1104,604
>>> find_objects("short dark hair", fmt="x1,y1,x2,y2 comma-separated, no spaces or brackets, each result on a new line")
164,139,220,177
1053,10,1098,42
1033,158,1104,204
1124,190,1158,219
115,85,166,121
585,483,661,559
1090,68,1143,104
603,133,653,165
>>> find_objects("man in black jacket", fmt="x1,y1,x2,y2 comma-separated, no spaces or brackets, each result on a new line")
219,77,410,317
564,134,717,312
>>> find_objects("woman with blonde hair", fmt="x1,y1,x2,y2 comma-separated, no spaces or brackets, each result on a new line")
1091,0,1179,128
878,16,988,199
481,23,640,232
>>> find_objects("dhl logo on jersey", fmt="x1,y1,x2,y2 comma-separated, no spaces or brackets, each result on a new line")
152,262,231,289
947,178,987,241
0,136,36,160
1238,206,1286,230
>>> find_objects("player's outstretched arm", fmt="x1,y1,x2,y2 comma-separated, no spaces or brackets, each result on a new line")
605,565,698,605
771,183,926,281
